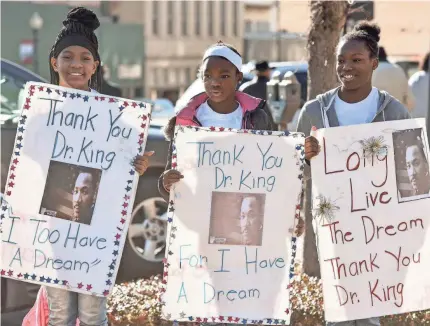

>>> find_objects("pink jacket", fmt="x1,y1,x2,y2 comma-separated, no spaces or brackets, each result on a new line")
22,287,80,326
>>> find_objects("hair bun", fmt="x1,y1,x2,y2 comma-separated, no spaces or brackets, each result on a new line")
353,21,380,43
63,7,100,32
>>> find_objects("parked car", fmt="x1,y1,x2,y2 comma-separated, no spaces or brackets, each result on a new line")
1,58,170,313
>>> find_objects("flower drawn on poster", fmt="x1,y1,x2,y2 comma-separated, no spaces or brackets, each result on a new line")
313,195,340,225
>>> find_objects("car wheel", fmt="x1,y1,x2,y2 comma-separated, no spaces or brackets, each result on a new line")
116,197,168,282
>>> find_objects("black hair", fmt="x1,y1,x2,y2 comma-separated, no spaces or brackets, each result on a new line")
378,46,387,62
49,7,102,92
340,21,381,58
420,52,429,72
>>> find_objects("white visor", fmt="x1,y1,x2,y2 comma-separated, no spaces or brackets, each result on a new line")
202,45,242,71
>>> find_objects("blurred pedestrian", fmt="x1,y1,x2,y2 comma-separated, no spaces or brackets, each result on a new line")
372,46,415,111
239,60,276,128
239,60,272,100
409,52,429,119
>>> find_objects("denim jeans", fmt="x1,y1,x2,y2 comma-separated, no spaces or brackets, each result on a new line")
46,287,108,326
326,318,380,326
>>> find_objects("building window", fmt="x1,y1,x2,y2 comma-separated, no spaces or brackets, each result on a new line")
195,1,201,35
181,1,188,36
245,20,252,33
185,67,191,85
164,69,169,85
152,2,158,35
220,1,226,36
208,1,213,36
167,1,174,35
233,1,239,36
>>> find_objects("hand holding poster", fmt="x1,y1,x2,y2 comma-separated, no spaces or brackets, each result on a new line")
0,82,151,296
311,118,430,321
161,126,305,324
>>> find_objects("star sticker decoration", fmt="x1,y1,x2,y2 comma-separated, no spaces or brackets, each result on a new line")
76,93,81,98
168,217,173,223
24,273,29,279
18,126,25,133
77,282,84,289
16,143,23,149
105,279,112,286
109,97,115,103
62,92,67,98
129,169,135,175
119,106,124,111
103,290,109,296
109,264,115,270
31,274,37,280
14,151,20,156
19,116,27,124
62,280,68,285
40,276,45,282
1,270,5,276
113,250,118,256
70,93,76,99
242,319,247,324
54,279,60,284
120,218,126,224
169,206,175,212
2,205,7,211
122,202,128,208
86,284,92,291
83,95,89,102
107,272,113,278
139,102,145,108
115,233,121,240
114,240,120,246
121,210,127,216
219,316,225,321
125,186,131,192
7,270,13,276
46,277,52,283
46,88,52,94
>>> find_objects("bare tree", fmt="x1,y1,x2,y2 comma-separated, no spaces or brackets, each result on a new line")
303,0,349,278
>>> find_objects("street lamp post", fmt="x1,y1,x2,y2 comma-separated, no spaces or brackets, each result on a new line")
29,12,44,75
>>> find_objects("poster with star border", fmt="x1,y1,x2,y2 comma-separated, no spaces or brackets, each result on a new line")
0,82,151,297
311,118,430,321
160,125,305,324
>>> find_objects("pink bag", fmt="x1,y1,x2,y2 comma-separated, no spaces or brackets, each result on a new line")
22,287,80,326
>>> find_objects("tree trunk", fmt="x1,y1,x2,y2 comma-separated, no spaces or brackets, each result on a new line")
302,0,348,278
307,0,348,100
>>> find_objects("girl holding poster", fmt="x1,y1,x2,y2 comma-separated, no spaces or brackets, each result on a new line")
22,7,152,326
296,21,410,326
159,41,319,237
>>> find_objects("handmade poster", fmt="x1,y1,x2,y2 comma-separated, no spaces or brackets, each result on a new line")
160,126,305,324
0,82,151,297
311,118,430,321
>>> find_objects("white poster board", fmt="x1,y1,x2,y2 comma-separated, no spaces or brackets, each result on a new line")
160,126,305,324
0,82,151,297
311,119,430,321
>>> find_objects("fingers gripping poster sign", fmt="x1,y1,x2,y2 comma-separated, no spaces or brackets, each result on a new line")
311,118,430,322
0,82,151,297
160,126,305,324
